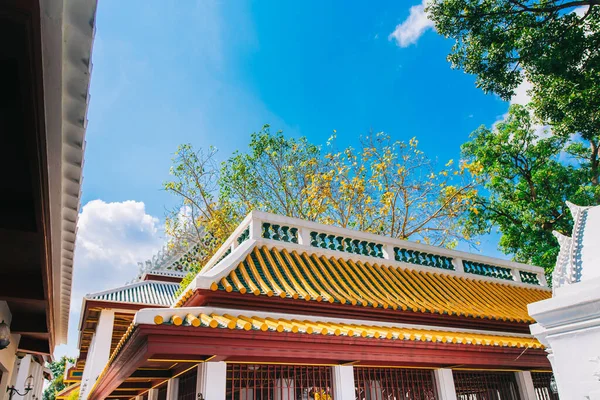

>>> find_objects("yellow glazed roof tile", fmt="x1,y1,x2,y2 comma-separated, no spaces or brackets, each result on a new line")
210,246,551,323
152,311,543,349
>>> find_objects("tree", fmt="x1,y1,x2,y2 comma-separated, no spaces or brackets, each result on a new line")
43,356,75,400
462,105,596,274
306,133,478,247
164,144,238,295
167,129,479,293
428,0,600,194
220,125,324,220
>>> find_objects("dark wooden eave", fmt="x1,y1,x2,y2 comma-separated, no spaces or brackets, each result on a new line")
0,0,54,354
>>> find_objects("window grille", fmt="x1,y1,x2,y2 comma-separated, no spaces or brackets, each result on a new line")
227,364,333,400
179,367,198,400
157,383,168,400
531,372,559,400
453,371,521,400
354,367,438,400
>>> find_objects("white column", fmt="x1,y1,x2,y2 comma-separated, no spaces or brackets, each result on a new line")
167,377,180,400
147,388,159,400
24,359,42,400
250,218,262,240
383,244,395,261
452,258,465,273
434,369,457,400
14,354,32,394
78,331,97,399
79,309,115,399
197,362,227,400
332,366,355,400
515,371,536,400
298,227,311,246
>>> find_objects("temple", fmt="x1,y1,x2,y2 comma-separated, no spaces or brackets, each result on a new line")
70,211,557,400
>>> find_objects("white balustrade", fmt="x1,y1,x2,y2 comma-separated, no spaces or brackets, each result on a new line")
200,211,547,288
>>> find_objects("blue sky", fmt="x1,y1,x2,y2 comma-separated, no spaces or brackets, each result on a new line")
56,0,520,358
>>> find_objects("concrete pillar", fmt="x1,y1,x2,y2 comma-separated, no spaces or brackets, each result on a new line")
383,244,395,261
434,369,457,400
167,377,180,400
298,227,311,246
515,371,536,400
332,366,355,400
14,354,32,394
78,331,97,399
250,218,262,240
147,388,159,400
79,309,115,399
196,362,227,400
452,258,465,273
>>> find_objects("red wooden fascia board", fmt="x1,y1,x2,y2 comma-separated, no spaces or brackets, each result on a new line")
184,289,532,334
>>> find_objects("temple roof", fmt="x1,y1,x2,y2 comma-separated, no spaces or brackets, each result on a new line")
147,309,543,349
199,245,550,323
56,382,80,400
86,280,178,306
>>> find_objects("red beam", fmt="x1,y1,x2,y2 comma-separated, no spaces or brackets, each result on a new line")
185,290,533,334
89,323,550,399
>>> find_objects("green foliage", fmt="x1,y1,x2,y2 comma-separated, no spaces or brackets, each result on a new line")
167,129,477,293
42,356,75,400
462,105,597,275
428,0,600,274
220,125,323,220
66,388,80,400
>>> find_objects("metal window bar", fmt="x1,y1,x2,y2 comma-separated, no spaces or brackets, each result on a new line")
179,367,199,400
227,364,334,400
354,367,438,400
453,371,521,400
531,372,559,400
157,383,168,400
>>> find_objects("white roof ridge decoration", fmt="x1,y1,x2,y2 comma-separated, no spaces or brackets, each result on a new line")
552,201,600,290
133,238,207,282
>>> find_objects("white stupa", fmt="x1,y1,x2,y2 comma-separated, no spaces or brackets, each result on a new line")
529,202,600,399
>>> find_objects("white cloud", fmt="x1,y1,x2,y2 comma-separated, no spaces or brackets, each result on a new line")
54,200,164,358
389,0,434,47
573,5,589,17
510,79,533,106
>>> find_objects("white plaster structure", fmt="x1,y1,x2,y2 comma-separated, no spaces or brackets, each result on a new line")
529,202,600,399
174,211,548,307
79,310,115,400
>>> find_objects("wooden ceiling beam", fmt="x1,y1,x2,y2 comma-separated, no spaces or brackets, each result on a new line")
116,382,152,390
17,336,50,355
10,312,48,334
129,369,172,379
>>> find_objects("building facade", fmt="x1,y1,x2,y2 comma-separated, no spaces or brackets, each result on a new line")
75,211,555,400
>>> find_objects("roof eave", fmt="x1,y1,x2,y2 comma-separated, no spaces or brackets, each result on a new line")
40,0,98,347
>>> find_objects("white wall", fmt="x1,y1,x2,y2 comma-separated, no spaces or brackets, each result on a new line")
0,301,21,400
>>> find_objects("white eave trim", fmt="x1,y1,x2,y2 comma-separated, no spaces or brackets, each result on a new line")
41,0,98,346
